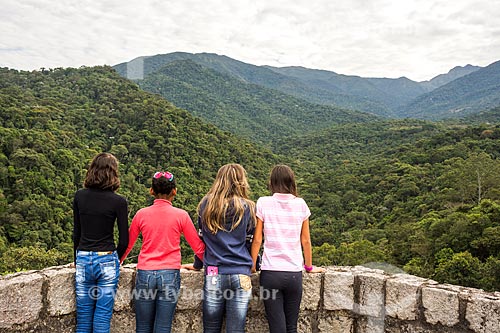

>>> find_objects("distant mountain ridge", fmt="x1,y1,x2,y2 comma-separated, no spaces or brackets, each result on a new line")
134,59,377,145
420,64,481,90
264,65,429,110
114,52,393,117
113,52,500,121
397,60,500,119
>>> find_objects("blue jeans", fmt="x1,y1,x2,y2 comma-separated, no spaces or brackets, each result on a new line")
202,274,252,333
134,269,181,333
75,251,120,333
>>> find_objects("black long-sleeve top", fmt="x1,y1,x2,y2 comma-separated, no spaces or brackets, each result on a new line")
73,188,129,260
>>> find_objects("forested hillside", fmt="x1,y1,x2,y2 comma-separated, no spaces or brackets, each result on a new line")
114,52,396,117
398,60,500,119
1,65,499,291
281,120,500,291
114,52,499,120
0,66,276,272
135,59,377,144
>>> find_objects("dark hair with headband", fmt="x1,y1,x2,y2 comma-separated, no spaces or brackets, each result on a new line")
151,171,176,195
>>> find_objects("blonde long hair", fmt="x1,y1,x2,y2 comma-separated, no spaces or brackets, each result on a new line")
198,164,256,234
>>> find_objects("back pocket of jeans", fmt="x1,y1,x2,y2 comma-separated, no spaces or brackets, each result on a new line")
238,274,252,291
100,261,117,281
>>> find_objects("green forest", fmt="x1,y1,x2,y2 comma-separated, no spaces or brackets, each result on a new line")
1,66,499,292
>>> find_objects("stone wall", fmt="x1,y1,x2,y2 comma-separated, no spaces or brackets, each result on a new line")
0,264,499,332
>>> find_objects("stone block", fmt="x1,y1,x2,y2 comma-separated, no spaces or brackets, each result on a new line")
318,312,354,333
301,272,322,311
357,272,386,317
0,272,44,328
114,266,135,311
385,274,425,321
324,270,354,311
176,270,204,310
422,286,459,327
465,293,500,333
297,311,313,332
172,309,203,332
110,310,134,332
356,316,385,333
248,272,265,313
43,267,76,316
246,313,268,332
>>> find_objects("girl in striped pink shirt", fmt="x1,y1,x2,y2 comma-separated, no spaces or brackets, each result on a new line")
251,164,324,333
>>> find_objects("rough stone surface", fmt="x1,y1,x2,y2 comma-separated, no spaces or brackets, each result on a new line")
172,310,203,333
176,269,204,310
465,293,500,333
245,314,268,333
385,274,425,320
110,310,134,332
422,285,460,327
297,311,313,332
0,272,44,328
385,315,469,333
356,316,385,333
357,272,386,317
301,272,322,311
114,266,135,312
248,272,265,313
317,312,354,333
1,265,499,333
43,266,76,316
323,269,354,311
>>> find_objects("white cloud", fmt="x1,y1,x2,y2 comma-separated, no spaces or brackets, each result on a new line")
0,0,499,81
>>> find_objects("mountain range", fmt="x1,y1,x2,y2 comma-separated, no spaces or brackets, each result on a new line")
123,59,376,145
2,56,500,291
113,52,499,122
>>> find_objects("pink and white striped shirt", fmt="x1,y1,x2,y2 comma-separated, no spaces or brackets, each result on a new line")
256,193,311,272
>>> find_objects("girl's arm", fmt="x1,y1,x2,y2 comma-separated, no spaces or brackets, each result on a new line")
182,215,205,262
250,217,263,272
72,197,81,263
120,214,139,264
116,198,129,260
300,218,324,273
301,218,313,267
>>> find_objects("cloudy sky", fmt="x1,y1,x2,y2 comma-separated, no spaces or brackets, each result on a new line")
1,0,499,81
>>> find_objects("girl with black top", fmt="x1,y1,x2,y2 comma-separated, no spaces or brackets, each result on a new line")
73,152,129,333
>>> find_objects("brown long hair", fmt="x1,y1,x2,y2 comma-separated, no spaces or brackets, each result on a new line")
198,163,256,234
269,164,298,196
83,153,120,191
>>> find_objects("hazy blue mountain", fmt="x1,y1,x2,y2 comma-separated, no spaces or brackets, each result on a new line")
133,59,377,145
397,60,500,120
114,52,393,117
420,64,481,90
264,66,428,109
114,52,499,121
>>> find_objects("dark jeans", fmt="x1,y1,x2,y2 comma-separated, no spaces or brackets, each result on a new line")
75,250,120,333
260,270,303,333
203,274,252,333
134,269,181,333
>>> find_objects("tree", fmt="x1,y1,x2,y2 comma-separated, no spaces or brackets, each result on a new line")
433,251,482,288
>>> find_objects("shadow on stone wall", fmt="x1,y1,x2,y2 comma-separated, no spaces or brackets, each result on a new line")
1,264,499,332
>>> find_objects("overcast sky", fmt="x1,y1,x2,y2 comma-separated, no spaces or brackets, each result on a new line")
1,0,499,81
